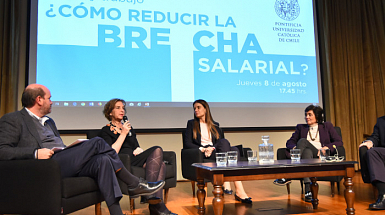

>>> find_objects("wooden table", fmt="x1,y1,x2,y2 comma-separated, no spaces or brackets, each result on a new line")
192,159,357,215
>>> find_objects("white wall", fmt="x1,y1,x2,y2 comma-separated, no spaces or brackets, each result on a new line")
61,130,294,181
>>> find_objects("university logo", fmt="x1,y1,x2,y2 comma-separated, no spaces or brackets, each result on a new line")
274,0,300,21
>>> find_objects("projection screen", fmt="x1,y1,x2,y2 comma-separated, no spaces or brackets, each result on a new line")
28,0,323,130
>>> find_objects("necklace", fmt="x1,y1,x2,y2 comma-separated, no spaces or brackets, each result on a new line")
108,122,122,134
308,127,319,141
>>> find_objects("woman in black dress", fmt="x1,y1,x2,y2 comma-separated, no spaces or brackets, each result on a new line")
101,98,176,215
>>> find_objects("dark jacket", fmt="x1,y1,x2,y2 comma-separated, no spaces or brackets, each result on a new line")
286,121,343,153
367,116,385,147
183,119,224,149
0,108,62,160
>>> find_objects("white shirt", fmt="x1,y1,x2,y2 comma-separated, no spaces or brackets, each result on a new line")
200,122,213,147
307,124,322,149
25,108,49,126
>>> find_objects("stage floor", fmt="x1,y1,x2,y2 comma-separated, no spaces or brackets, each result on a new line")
72,171,382,215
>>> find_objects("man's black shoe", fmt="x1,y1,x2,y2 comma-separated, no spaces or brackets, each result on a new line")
273,178,291,186
304,191,312,202
128,178,165,198
369,194,385,210
149,206,178,215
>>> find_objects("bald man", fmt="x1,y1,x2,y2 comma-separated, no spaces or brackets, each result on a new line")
0,84,164,215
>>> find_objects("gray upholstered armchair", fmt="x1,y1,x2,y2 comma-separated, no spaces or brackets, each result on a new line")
0,159,103,215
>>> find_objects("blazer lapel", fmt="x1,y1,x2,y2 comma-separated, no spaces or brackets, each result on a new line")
318,124,325,145
20,108,42,147
301,125,309,139
197,123,202,145
46,119,60,137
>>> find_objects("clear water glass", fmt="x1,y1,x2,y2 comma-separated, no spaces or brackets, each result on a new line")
319,148,330,161
290,149,301,161
227,151,238,165
247,150,258,161
216,152,227,166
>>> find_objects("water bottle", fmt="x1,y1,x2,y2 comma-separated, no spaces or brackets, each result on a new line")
259,135,274,163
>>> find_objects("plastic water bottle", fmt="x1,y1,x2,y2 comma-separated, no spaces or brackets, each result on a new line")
259,135,274,163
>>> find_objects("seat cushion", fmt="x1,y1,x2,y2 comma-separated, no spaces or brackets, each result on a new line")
62,177,99,198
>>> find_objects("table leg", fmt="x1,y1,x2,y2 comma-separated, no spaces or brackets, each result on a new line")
344,167,355,215
310,177,319,209
212,174,224,215
197,178,206,215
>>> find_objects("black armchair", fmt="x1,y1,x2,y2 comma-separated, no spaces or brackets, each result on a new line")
87,130,177,212
0,159,103,215
181,130,251,196
359,144,380,199
276,126,345,197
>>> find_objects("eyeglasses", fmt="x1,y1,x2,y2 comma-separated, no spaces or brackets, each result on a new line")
325,154,345,162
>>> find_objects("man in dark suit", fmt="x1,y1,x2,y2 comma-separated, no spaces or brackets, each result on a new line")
0,84,164,215
360,116,385,210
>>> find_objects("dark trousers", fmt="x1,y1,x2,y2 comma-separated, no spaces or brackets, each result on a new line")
52,137,125,206
296,138,319,183
207,139,240,160
366,147,385,183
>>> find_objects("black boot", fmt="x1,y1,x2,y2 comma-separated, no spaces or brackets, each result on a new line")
369,194,385,210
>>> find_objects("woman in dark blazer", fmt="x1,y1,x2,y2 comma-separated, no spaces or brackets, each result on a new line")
274,105,343,202
101,98,176,215
183,99,252,204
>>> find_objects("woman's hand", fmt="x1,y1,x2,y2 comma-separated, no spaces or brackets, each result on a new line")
317,146,330,157
121,121,131,135
133,147,144,156
204,147,215,157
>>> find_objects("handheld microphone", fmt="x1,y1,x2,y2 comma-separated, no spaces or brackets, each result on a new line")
122,116,132,136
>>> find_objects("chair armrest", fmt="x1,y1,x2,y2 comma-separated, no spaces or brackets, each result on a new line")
181,148,204,181
163,151,177,188
277,148,289,160
163,151,176,165
118,154,131,172
0,159,62,215
336,145,346,157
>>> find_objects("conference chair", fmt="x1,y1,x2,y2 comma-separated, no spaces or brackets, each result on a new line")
181,130,251,196
0,159,104,215
359,139,379,199
276,126,346,197
87,130,177,213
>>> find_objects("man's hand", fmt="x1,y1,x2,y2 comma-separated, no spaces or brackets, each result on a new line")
133,147,144,156
359,140,373,149
37,148,54,159
204,147,215,157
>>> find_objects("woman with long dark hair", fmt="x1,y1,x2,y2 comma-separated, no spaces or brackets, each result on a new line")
183,99,252,204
